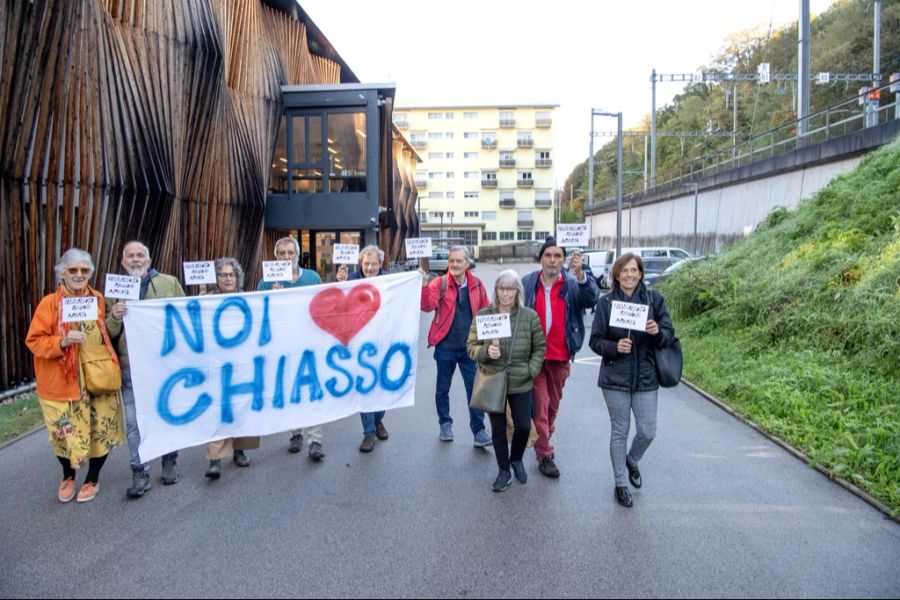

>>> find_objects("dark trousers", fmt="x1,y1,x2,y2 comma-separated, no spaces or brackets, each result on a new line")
489,391,533,470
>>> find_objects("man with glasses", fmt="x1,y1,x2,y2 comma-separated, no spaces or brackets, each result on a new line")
420,245,492,447
522,237,598,478
105,241,186,498
257,236,326,461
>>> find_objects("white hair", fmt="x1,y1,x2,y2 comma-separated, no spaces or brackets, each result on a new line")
359,244,385,263
492,269,524,308
55,248,95,284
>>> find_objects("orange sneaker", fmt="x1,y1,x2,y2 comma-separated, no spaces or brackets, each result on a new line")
76,482,99,503
58,478,76,503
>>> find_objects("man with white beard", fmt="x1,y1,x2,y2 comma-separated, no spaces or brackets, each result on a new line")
105,241,186,498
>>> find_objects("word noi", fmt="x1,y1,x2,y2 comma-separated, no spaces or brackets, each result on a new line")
156,296,413,425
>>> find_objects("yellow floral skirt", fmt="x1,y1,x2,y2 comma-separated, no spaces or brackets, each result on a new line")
39,393,124,469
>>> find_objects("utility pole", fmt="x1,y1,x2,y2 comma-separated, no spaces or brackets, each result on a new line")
650,68,657,188
591,109,623,255
798,0,811,137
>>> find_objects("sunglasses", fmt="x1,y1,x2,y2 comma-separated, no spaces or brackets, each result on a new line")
66,268,91,275
217,272,237,278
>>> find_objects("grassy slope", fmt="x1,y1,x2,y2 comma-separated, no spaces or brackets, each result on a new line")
660,137,900,512
0,394,42,444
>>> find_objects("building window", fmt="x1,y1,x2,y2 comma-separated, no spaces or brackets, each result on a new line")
464,111,478,119
446,172,455,179
482,132,497,149
445,112,455,119
535,231,550,240
517,131,533,147
428,132,443,140
432,211,443,219
464,132,478,139
482,211,497,220
499,111,515,127
445,132,454,139
446,191,455,199
500,232,515,241
536,111,551,127
482,171,497,181
445,152,455,159
428,152,443,160
464,152,479,159
428,112,443,119
443,229,479,246
464,191,479,199
428,192,443,199
482,231,497,241
464,211,479,217
283,111,368,195
464,171,479,179
517,231,532,241
429,172,444,179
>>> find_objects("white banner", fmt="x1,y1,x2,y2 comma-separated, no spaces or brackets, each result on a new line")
124,272,421,462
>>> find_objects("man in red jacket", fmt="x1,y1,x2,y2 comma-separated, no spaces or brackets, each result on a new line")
420,246,492,446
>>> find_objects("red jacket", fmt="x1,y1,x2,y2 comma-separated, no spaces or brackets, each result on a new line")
420,270,490,348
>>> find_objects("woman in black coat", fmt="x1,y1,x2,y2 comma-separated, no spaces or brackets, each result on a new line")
589,253,675,508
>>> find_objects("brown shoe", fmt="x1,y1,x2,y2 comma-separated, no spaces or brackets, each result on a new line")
58,478,76,503
359,434,376,453
375,420,389,441
538,456,560,478
76,482,99,503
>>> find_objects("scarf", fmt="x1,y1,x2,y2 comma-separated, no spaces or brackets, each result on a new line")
56,284,120,383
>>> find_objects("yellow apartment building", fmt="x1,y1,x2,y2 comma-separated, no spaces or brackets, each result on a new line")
393,105,558,257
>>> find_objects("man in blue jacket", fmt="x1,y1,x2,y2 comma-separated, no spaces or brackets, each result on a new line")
522,237,598,477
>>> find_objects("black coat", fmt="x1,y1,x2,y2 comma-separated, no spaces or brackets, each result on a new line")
589,284,676,392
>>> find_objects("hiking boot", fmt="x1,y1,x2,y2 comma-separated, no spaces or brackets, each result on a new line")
510,460,527,485
375,420,389,441
473,428,493,448
359,434,376,453
492,469,512,493
76,482,99,503
439,422,454,442
288,433,303,454
205,459,221,480
58,478,76,503
308,442,325,461
160,456,179,485
538,456,560,478
233,450,250,467
126,469,151,499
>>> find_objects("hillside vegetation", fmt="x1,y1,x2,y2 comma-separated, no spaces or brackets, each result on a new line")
659,137,900,512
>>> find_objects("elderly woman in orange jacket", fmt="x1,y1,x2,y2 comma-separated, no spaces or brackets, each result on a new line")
25,248,124,503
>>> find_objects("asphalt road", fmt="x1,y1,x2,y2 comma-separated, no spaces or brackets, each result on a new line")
1,262,898,598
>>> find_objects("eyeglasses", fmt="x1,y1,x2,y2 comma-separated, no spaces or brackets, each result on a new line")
497,287,517,293
66,268,91,275
217,272,237,279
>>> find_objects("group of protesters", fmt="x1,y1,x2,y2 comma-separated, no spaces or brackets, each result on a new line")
25,235,675,508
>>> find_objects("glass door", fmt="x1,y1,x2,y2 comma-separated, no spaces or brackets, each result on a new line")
312,230,363,281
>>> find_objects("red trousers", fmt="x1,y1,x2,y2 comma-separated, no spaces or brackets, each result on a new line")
532,359,571,461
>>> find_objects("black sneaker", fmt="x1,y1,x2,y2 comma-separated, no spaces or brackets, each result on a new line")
308,442,325,461
538,456,560,478
288,433,303,454
626,458,642,488
160,456,179,485
615,486,633,507
510,460,527,484
126,469,151,499
233,450,250,467
205,459,221,480
492,469,512,492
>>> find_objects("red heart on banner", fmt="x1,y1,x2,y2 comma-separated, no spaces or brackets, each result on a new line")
309,284,381,346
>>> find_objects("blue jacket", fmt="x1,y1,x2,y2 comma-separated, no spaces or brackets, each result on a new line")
522,270,599,360
347,269,389,280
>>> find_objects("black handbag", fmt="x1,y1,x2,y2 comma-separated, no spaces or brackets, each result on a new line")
654,336,683,388
470,312,520,414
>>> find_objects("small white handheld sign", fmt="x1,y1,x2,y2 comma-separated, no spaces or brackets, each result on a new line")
476,313,512,340
333,244,360,265
62,296,98,323
405,237,432,259
262,260,293,283
105,274,140,300
556,224,589,247
609,301,649,332
183,261,217,285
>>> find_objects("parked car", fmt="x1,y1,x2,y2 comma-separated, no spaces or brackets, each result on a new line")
426,250,476,276
646,256,707,288
594,246,693,289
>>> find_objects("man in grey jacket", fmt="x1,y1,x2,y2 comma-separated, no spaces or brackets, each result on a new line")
106,241,185,498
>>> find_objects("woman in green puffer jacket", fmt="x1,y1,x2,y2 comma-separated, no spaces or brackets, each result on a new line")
467,269,546,493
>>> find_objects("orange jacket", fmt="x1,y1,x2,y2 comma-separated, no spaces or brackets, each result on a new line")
25,288,107,401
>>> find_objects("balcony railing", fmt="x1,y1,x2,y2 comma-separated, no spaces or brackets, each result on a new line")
481,139,497,150
517,138,533,148
499,118,516,128
517,219,534,228
411,140,427,149
481,179,498,188
517,178,534,188
499,158,516,168
535,199,552,208
499,198,516,208
536,118,552,128
535,158,552,168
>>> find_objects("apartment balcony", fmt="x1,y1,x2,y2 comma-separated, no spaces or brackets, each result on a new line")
535,199,553,208
499,118,516,128
535,158,552,168
414,179,427,188
517,178,534,188
481,179,497,189
517,138,534,148
499,158,516,168
481,139,497,150
536,117,552,128
499,198,516,208
517,219,534,228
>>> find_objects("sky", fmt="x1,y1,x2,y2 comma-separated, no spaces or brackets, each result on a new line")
299,0,838,187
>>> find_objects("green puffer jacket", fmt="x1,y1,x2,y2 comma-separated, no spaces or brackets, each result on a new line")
467,305,546,394
105,272,185,371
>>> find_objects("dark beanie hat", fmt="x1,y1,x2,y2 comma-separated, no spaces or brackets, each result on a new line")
538,236,566,259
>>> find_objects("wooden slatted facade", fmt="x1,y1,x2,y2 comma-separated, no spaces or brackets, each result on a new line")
0,0,420,388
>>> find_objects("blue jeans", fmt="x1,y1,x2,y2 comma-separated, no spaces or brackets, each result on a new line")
433,347,485,434
121,369,177,471
360,411,386,436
